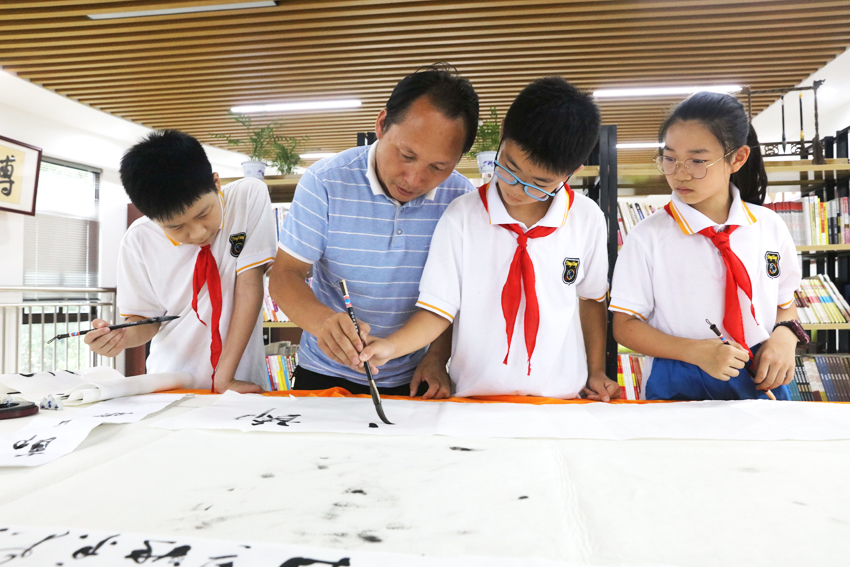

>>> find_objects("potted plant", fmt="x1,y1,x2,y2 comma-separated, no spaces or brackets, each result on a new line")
214,112,282,179
270,134,309,175
466,106,501,176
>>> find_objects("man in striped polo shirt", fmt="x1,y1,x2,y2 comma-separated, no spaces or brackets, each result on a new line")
269,65,479,398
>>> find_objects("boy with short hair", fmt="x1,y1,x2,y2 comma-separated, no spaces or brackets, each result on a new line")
85,130,276,393
361,77,620,400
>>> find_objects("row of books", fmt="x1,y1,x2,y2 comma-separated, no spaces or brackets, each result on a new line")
264,341,299,391
790,355,850,402
616,353,645,400
764,195,850,246
795,274,850,325
616,199,658,245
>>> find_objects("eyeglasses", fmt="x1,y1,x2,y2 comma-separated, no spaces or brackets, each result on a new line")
494,159,567,202
654,149,737,179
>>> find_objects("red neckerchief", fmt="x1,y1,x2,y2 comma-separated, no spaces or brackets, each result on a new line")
192,244,223,392
479,183,574,374
664,203,757,357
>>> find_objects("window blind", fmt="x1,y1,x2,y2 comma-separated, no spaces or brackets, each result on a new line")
23,160,100,290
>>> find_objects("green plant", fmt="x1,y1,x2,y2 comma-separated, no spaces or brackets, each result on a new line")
466,106,501,158
270,135,309,175
213,112,283,163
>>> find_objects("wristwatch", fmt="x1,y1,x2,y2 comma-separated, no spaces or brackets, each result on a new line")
773,319,810,345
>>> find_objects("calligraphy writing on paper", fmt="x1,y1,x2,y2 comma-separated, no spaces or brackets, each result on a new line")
125,539,191,564
11,435,56,457
236,409,301,427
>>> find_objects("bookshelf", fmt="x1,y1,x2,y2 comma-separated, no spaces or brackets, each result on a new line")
803,323,850,331
616,134,850,357
797,244,850,253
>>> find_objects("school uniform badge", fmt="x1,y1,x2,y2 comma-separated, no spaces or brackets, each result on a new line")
229,232,246,257
563,258,580,285
765,251,780,278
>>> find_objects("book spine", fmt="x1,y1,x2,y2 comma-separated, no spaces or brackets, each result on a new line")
616,355,626,399
794,356,812,402
622,354,635,400
633,356,644,400
264,356,276,391
804,357,826,401
820,274,850,322
815,356,837,402
827,357,847,402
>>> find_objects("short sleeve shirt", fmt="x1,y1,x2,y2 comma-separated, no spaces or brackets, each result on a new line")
416,182,610,398
277,141,474,387
610,184,801,351
117,178,277,389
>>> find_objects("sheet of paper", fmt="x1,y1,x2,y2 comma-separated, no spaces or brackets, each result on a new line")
0,367,192,405
154,391,850,441
65,368,193,405
0,394,186,467
0,419,99,468
0,524,634,566
0,370,84,402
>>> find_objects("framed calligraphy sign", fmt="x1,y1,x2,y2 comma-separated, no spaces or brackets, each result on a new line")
0,135,42,216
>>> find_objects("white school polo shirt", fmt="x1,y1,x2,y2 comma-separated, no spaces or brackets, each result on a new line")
117,178,277,389
610,185,801,389
416,182,609,398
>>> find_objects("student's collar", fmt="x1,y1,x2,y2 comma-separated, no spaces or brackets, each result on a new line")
365,140,438,205
668,183,757,235
162,189,226,247
483,180,572,229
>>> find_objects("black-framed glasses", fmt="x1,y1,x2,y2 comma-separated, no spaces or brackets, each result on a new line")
654,149,737,179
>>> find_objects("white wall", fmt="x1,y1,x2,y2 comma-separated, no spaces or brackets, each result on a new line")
0,70,249,373
753,47,850,153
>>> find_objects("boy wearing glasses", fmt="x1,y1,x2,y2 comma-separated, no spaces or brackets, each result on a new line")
360,77,619,400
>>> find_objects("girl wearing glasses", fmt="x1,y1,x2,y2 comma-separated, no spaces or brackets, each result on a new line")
610,91,805,400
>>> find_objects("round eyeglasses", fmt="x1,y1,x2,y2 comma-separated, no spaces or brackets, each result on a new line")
654,149,737,179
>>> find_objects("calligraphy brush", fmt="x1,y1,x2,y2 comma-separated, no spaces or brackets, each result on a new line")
47,316,179,344
339,279,393,425
706,319,776,401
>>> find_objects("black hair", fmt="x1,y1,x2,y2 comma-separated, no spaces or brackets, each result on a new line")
120,129,216,221
658,91,767,205
502,76,601,176
383,63,479,155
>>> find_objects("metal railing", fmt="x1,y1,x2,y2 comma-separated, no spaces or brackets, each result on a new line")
0,286,117,374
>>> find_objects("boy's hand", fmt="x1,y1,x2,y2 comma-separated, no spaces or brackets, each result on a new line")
582,372,620,402
692,339,749,381
357,337,397,375
317,312,371,368
409,354,451,399
752,326,797,391
84,319,126,358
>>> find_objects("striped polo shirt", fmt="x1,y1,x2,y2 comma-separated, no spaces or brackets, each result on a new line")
278,141,474,387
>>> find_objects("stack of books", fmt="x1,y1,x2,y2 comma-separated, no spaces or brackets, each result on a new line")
616,199,658,246
616,353,644,400
264,341,299,391
765,195,850,246
794,274,850,325
790,355,850,401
